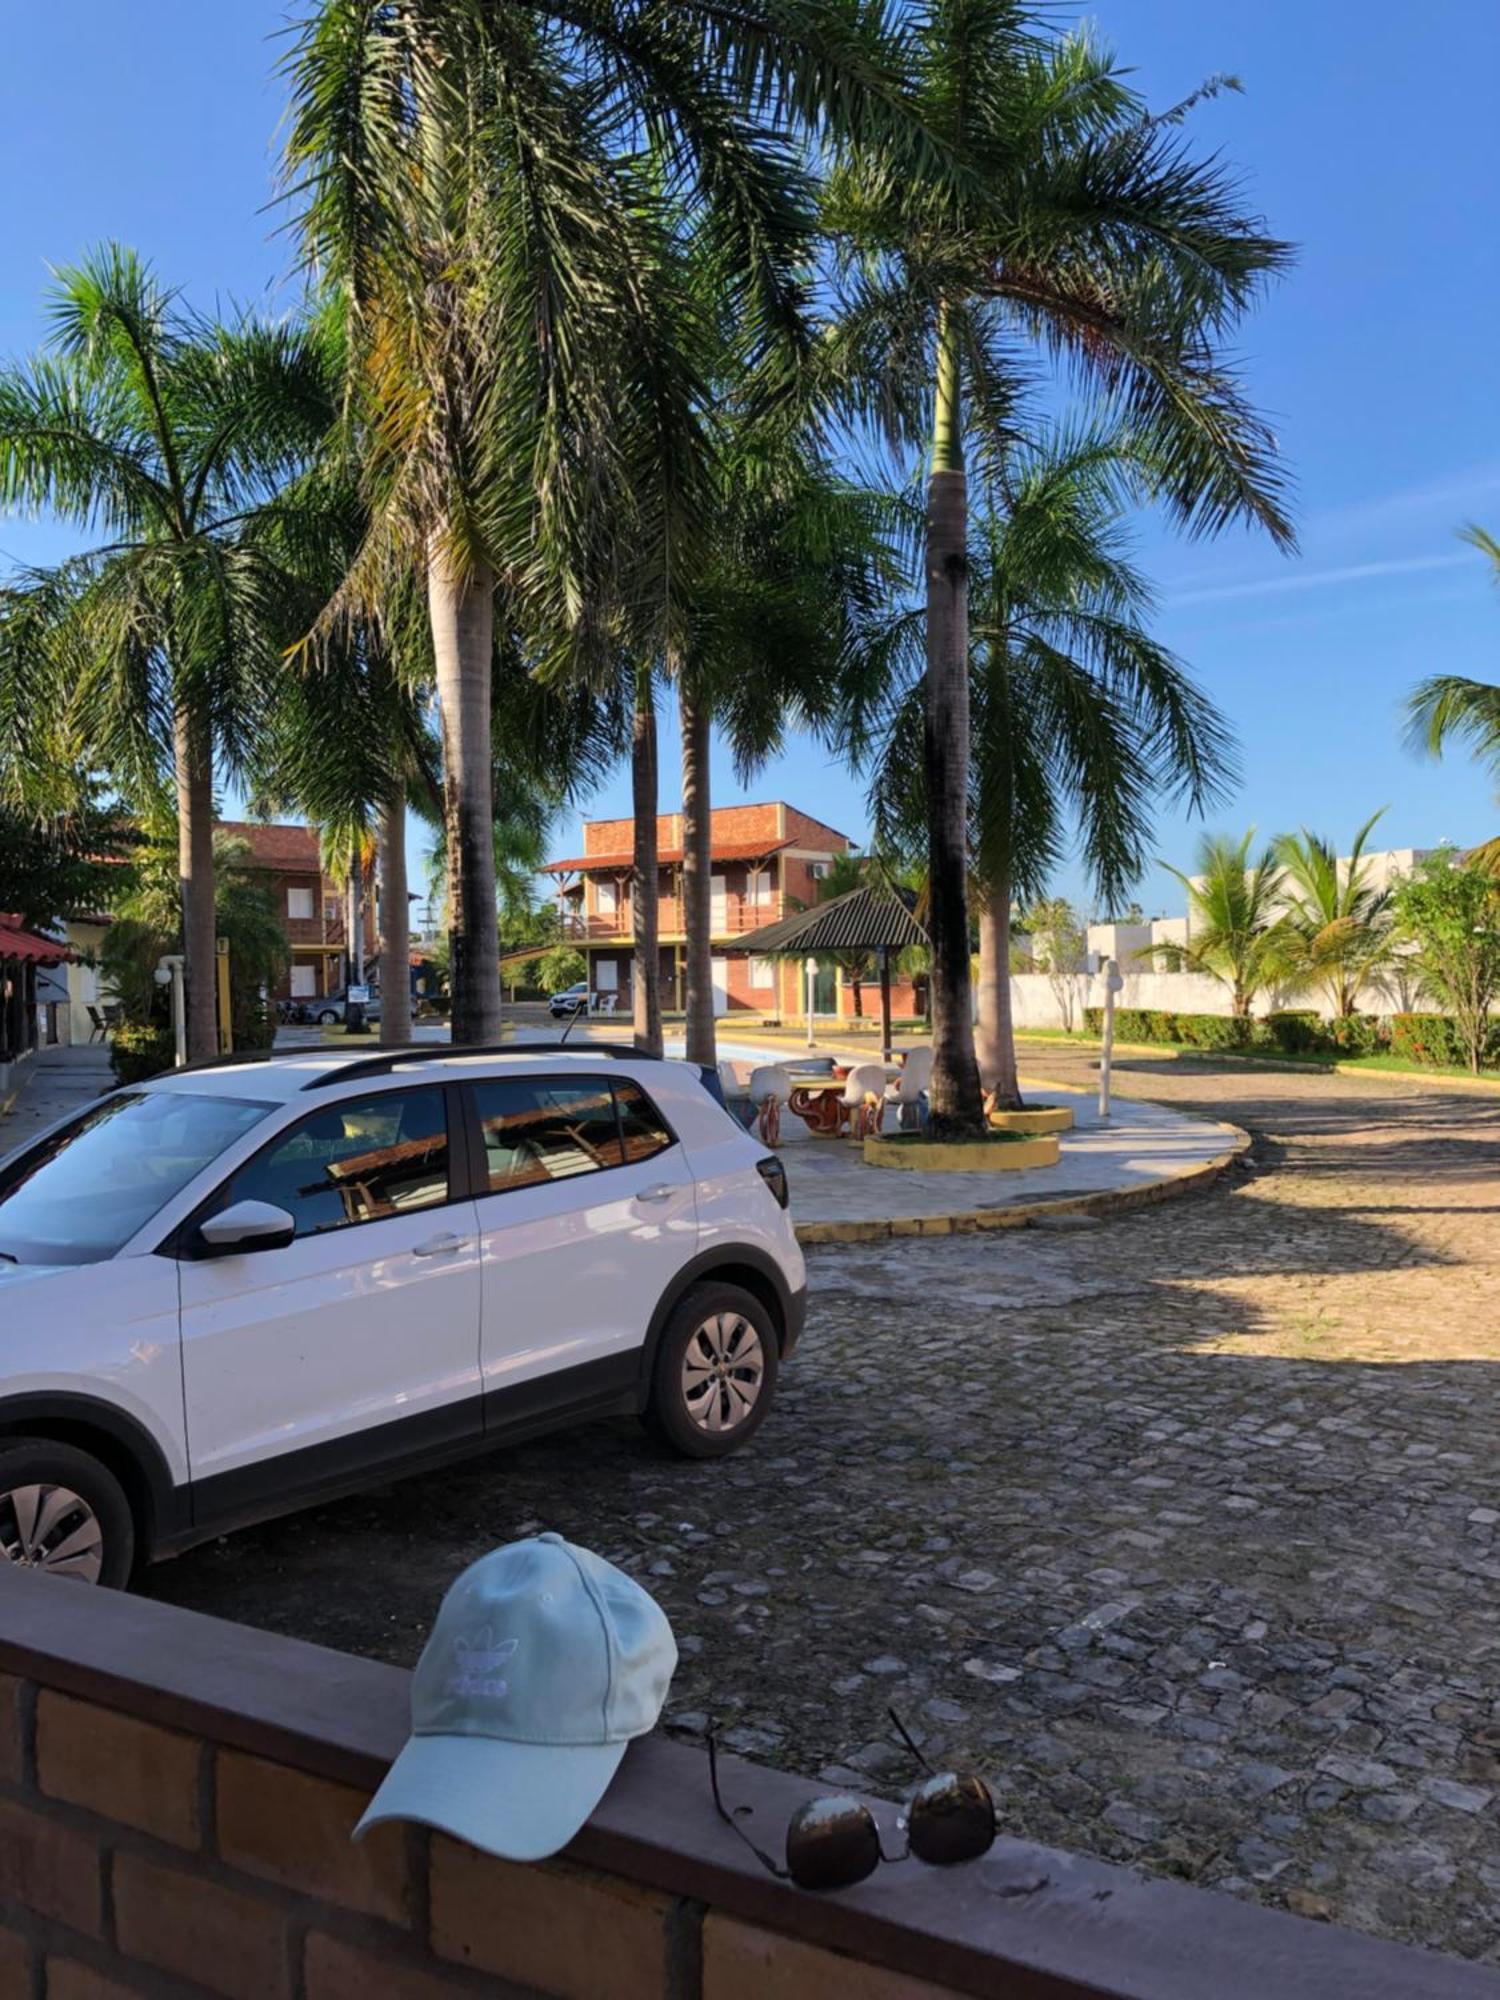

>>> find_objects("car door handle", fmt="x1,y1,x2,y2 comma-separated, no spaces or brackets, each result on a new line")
635,1184,677,1204
412,1230,471,1257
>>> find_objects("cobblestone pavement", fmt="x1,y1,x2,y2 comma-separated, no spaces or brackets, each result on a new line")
148,1054,1500,1962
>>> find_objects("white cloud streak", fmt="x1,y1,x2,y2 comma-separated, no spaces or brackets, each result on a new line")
1168,552,1473,608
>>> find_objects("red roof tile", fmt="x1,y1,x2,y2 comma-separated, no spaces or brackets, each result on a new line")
544,838,790,873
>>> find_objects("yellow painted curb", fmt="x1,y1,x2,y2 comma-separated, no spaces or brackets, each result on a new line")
794,1121,1252,1247
987,1105,1074,1134
863,1132,1061,1171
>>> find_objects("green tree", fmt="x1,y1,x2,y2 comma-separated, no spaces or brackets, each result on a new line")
1391,851,1500,1073
1273,810,1394,1018
0,248,326,1058
812,850,876,1017
537,944,587,994
1406,525,1500,878
1157,831,1288,1017
823,6,1293,1135
861,426,1234,1104
0,793,135,932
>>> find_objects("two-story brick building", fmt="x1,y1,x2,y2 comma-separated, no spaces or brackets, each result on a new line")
220,821,376,1006
544,802,852,1017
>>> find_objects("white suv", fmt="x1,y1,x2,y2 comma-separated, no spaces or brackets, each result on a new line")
0,1044,804,1587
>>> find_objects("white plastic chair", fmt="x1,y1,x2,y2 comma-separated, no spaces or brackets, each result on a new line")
718,1060,752,1127
595,992,618,1017
841,1062,888,1138
748,1064,794,1147
887,1047,933,1131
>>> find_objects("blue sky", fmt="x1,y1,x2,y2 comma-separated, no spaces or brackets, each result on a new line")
3,1,1498,919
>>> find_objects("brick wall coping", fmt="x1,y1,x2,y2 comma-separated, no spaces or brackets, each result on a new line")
1,1570,1492,2000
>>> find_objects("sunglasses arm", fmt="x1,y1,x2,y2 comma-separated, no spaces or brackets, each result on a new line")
707,1732,793,1882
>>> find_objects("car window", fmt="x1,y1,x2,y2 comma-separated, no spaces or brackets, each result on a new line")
469,1078,630,1192
223,1087,450,1238
615,1079,675,1165
0,1090,275,1266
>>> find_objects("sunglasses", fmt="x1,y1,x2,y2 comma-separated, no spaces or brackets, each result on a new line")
707,1709,998,1893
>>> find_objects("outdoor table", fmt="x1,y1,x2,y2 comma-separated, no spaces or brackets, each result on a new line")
786,1066,903,1137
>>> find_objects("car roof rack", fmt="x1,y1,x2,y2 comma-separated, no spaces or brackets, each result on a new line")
165,1049,278,1077
299,1040,650,1091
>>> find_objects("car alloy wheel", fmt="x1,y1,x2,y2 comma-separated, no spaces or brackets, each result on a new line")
0,1482,105,1583
680,1310,766,1435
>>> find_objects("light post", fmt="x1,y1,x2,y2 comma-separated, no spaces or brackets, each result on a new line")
1098,957,1124,1120
804,956,818,1049
155,955,186,1068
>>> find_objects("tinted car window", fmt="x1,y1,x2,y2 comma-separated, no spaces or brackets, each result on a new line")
470,1078,627,1191
615,1079,674,1165
0,1090,275,1266
224,1088,450,1238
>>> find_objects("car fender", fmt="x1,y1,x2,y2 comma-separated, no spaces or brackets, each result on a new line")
636,1243,806,1406
0,1388,187,1545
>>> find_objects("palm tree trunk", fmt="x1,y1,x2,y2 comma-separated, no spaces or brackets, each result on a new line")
680,679,715,1067
630,664,663,1056
378,792,412,1047
923,304,984,1139
428,539,500,1045
173,700,217,1063
976,880,1022,1110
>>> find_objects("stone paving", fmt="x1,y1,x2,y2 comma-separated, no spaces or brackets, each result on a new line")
145,1052,1500,1962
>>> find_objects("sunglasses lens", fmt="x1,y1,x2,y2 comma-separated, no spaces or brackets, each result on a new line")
786,1796,883,1892
907,1772,997,1866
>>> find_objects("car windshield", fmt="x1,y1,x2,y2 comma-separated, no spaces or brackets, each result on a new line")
0,1090,275,1266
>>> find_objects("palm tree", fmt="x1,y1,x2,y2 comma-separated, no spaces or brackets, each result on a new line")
823,6,1294,1135
0,248,327,1057
813,850,876,1016
1274,810,1394,1018
1406,525,1500,877
280,0,923,1044
1158,831,1289,1017
864,425,1235,1106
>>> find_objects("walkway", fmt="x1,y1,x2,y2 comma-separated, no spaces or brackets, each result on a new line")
0,1043,113,1151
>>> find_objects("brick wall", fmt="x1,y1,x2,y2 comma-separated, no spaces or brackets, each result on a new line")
0,1573,1480,2000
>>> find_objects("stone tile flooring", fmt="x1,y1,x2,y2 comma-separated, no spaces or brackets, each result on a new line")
150,1054,1500,1963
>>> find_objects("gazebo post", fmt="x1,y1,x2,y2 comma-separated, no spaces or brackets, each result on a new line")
878,945,893,1064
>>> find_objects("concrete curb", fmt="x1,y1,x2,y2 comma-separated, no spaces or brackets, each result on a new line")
794,1118,1252,1246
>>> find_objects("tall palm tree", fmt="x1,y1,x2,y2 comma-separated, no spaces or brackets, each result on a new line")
824,5,1294,1135
280,0,922,1044
1158,830,1288,1017
1274,810,1394,1018
863,425,1235,1107
1406,525,1500,877
0,248,327,1057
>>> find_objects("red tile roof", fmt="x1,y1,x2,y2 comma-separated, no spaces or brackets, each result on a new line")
545,838,791,873
0,917,72,965
218,821,321,871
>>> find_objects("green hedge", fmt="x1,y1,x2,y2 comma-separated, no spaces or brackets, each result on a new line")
1262,1010,1322,1054
110,1024,176,1084
1389,1013,1500,1070
1073,1005,1500,1070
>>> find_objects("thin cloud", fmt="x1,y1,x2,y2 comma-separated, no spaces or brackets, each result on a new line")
1169,552,1472,608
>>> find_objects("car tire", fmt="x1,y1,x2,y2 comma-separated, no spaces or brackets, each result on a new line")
318,1009,338,1025
0,1441,136,1588
644,1282,779,1459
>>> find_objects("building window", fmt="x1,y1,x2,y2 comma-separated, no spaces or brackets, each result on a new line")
596,879,618,914
749,957,775,989
287,886,314,920
290,964,317,998
594,958,619,992
748,869,774,905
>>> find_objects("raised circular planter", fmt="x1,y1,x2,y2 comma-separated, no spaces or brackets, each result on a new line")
986,1104,1074,1135
863,1131,1061,1172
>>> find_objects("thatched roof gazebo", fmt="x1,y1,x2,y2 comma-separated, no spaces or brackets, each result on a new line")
735,883,928,1059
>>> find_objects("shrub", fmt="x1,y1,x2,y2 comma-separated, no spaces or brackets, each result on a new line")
1260,1010,1324,1055
1175,1012,1255,1050
232,997,277,1052
1388,1013,1500,1070
110,1023,175,1084
1326,1012,1385,1057
1082,1007,1103,1035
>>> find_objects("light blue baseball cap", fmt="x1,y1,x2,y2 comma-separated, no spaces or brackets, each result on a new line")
355,1533,677,1861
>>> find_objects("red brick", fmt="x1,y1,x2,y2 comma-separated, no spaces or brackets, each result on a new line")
215,1752,409,1924
0,1678,24,1787
35,1693,200,1848
0,1925,27,2000
45,1960,144,2000
430,1836,667,1999
702,1916,960,2000
303,1934,476,2000
112,1853,287,2000
0,1797,102,1936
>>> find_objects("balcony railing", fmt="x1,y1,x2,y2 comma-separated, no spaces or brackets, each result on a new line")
562,894,783,941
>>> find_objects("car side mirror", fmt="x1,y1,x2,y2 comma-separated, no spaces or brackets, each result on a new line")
197,1200,296,1256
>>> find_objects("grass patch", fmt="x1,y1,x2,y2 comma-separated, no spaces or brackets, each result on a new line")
1015,1029,1500,1085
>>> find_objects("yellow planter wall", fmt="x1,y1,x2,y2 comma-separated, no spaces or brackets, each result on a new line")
863,1133,1061,1172
986,1105,1074,1134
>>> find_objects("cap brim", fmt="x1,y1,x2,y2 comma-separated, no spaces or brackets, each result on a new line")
353,1732,628,1863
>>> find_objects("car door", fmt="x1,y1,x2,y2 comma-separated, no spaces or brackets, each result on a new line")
463,1071,698,1422
176,1082,482,1507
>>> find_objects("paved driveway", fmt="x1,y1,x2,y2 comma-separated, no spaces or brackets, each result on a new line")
148,1054,1500,1962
